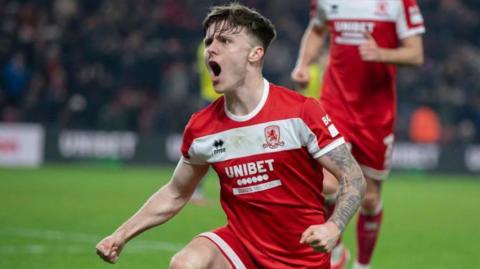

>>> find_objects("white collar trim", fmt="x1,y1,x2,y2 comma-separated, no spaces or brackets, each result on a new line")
225,78,269,122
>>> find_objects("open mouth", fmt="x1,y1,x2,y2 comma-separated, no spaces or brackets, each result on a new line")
208,61,222,77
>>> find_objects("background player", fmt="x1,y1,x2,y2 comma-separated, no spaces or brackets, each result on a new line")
96,3,366,268
292,1,425,268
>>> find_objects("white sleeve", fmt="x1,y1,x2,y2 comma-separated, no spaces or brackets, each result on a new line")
396,0,426,39
311,0,328,27
182,142,208,165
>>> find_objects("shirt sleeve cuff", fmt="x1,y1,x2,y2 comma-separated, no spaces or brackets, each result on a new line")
398,26,425,39
312,137,346,159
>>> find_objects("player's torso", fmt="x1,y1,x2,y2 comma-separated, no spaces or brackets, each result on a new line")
192,96,325,213
183,83,346,265
188,85,328,256
206,122,324,210
319,0,403,48
316,0,405,126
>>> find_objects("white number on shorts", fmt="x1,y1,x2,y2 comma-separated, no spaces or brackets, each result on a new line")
383,134,394,169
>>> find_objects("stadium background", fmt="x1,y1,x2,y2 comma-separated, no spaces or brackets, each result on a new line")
0,0,479,268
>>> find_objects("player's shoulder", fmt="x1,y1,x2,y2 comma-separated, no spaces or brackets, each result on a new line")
269,83,320,113
399,0,420,5
262,83,328,126
185,96,225,136
269,83,310,105
395,0,422,11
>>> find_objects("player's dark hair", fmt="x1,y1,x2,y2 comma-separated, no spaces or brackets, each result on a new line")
203,3,276,50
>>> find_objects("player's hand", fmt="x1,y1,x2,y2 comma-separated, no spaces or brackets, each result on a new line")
359,32,383,62
291,65,310,90
96,234,125,264
299,222,341,252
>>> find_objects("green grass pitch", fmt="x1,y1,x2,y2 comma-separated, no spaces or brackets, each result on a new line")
0,165,479,268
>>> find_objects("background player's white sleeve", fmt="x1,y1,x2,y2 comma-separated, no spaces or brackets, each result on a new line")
310,0,327,27
396,0,426,39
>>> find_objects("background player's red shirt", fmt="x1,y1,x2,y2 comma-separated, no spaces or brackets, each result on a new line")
312,0,425,127
181,80,344,267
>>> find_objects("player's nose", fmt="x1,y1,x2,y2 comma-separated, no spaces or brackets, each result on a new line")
207,40,219,56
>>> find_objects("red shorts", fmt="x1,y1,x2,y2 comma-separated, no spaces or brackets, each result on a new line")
327,110,394,181
199,227,256,269
199,226,330,269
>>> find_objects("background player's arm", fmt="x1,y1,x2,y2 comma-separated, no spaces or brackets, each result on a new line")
359,33,424,66
300,144,366,252
95,158,209,263
291,19,328,89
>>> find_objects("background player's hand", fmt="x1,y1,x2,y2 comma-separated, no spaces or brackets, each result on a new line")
300,222,341,252
359,32,383,62
291,64,310,90
96,233,125,264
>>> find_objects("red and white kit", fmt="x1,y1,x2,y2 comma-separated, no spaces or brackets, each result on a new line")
312,0,425,179
181,80,344,268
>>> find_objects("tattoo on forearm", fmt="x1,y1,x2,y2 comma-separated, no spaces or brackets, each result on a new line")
324,145,366,231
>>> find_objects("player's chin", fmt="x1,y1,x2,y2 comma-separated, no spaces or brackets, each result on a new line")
213,81,231,94
213,85,225,94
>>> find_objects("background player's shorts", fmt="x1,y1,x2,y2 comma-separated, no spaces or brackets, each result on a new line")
198,226,256,269
328,112,394,181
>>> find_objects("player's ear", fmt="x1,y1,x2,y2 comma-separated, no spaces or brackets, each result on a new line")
248,46,265,63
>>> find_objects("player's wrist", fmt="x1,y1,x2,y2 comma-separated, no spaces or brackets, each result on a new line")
378,48,388,63
113,229,129,245
294,59,309,70
326,220,343,234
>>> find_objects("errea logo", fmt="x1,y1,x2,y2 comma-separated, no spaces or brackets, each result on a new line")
330,4,338,14
212,139,226,155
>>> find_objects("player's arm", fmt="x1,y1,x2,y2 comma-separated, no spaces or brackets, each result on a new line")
359,33,424,66
301,144,366,252
319,144,366,231
291,15,328,88
95,158,209,263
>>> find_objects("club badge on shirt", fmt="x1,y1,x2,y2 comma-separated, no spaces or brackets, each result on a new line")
263,125,285,149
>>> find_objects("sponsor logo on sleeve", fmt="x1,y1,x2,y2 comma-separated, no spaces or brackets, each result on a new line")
322,115,339,138
409,6,423,25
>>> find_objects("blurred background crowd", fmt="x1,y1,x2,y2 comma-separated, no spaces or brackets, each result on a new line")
1,0,479,142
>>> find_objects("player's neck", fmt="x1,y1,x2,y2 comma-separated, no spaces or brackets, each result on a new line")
224,73,264,117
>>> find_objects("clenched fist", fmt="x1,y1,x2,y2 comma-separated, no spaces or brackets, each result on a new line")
299,222,341,252
96,234,125,264
359,31,384,62
291,65,311,90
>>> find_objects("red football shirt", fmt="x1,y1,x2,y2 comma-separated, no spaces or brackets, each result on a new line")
312,0,426,127
181,79,344,267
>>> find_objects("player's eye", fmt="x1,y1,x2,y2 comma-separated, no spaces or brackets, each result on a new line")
218,36,230,45
204,38,212,46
